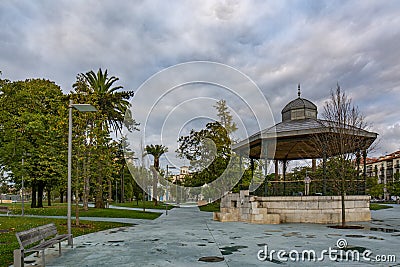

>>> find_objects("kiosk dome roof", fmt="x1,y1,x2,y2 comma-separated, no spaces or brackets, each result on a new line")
281,97,317,113
281,84,317,122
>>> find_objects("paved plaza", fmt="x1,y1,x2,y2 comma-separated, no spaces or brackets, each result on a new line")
20,205,400,267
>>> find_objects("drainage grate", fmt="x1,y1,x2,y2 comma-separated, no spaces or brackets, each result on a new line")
198,256,224,262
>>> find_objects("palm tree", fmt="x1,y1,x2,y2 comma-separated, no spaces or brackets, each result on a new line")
78,68,136,133
72,68,137,208
145,144,168,206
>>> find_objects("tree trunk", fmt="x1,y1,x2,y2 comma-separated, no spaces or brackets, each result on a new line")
341,165,346,227
312,159,316,172
95,188,104,208
75,187,80,226
31,181,37,208
274,160,279,196
83,156,89,211
60,190,64,203
363,150,367,195
322,152,327,195
341,194,346,226
47,188,51,206
283,160,287,196
95,158,104,208
108,178,112,203
121,165,125,203
152,167,158,206
37,180,44,208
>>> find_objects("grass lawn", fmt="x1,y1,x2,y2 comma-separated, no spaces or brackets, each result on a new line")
199,201,220,212
2,202,161,220
0,216,130,267
370,203,393,210
113,200,174,210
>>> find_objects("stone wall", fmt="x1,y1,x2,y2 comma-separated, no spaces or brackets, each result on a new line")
213,191,371,224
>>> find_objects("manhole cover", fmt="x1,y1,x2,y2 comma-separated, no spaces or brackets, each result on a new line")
198,256,224,262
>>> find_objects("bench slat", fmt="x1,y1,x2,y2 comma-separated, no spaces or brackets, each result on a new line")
16,223,58,248
15,223,72,267
0,206,11,216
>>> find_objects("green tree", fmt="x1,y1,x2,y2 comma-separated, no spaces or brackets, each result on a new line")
177,122,231,186
312,84,371,226
145,144,168,206
387,172,400,198
75,68,137,134
213,99,238,137
366,176,379,196
0,78,67,208
114,136,136,203
72,68,137,208
178,100,240,199
370,184,384,199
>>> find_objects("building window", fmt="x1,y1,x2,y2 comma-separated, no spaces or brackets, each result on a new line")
291,109,304,120
305,110,316,118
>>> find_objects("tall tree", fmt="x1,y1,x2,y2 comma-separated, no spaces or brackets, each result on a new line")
72,68,137,208
0,78,66,208
115,136,135,203
312,84,371,226
145,144,168,206
177,100,239,198
75,68,137,134
213,99,238,137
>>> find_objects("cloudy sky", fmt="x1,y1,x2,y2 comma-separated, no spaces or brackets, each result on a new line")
1,0,400,166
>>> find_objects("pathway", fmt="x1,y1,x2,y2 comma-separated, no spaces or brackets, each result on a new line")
17,205,400,266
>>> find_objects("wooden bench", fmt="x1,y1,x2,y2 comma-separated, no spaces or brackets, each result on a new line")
0,206,11,215
14,223,73,267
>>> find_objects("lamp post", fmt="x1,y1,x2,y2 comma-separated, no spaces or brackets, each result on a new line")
68,100,97,246
165,165,176,215
21,155,25,216
115,177,118,204
21,156,24,216
176,177,178,205
21,152,31,216
129,157,140,207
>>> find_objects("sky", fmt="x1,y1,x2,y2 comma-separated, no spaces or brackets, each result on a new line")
1,0,400,169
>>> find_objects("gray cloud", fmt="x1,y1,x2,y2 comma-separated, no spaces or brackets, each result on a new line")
1,0,399,162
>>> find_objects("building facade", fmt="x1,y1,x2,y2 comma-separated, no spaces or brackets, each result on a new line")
362,150,400,183
171,166,190,183
360,150,400,200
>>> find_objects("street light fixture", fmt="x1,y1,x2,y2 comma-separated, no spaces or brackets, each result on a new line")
68,100,97,246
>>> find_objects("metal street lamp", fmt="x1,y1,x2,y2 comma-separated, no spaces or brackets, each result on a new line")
68,100,97,246
21,155,25,216
113,156,119,205
165,165,176,215
21,152,31,216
